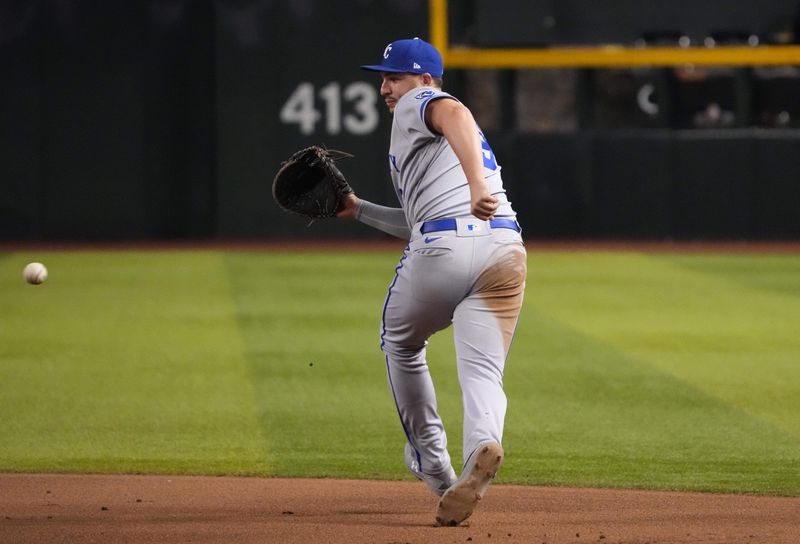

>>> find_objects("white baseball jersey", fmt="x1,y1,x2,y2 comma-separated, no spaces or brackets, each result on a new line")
387,87,516,226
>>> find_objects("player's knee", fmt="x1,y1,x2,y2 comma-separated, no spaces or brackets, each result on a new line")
382,340,426,367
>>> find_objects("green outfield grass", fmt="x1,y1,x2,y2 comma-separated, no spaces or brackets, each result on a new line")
1,248,799,495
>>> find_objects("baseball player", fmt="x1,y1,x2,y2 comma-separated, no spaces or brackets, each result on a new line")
337,37,527,526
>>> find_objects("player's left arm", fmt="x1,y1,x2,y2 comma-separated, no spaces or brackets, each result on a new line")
336,193,360,219
337,193,411,239
426,99,499,221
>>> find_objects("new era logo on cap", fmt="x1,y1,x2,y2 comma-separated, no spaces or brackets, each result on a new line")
361,37,443,78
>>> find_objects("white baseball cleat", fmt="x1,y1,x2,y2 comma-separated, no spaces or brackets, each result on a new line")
404,443,457,497
435,441,504,526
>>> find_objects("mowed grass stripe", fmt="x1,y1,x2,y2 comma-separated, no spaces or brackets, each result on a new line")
224,251,406,479
525,252,800,439
665,253,800,299
504,307,799,495
0,251,268,474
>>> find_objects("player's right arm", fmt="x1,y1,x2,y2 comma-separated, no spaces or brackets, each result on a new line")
426,99,499,221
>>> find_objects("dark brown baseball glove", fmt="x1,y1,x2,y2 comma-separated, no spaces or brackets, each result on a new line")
272,146,354,219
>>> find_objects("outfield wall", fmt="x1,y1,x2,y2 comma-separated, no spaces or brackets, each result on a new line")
491,130,800,240
1,2,798,241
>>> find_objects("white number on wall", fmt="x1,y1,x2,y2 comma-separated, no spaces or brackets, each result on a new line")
343,82,379,135
280,81,379,136
278,82,320,136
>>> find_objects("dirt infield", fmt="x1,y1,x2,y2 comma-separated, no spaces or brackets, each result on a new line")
2,474,798,544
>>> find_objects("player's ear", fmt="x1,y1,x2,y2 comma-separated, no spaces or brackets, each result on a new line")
420,73,433,86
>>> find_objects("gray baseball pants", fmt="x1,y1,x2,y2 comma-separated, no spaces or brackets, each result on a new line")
380,217,527,475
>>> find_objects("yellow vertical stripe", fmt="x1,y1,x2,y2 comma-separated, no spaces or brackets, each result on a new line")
429,0,448,54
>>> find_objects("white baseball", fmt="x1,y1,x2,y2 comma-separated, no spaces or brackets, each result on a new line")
23,262,48,285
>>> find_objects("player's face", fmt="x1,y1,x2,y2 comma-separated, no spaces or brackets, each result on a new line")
379,72,427,113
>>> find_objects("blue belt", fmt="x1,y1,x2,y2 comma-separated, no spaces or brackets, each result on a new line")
420,218,521,234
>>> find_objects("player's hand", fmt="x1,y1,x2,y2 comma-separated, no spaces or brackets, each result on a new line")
336,193,360,219
470,188,499,221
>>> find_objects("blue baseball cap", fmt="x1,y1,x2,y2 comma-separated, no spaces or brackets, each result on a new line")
361,37,443,78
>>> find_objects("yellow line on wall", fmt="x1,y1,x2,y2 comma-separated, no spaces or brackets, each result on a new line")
444,45,800,68
429,0,800,68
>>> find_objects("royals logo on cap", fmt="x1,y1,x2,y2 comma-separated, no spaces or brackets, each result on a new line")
361,37,444,78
